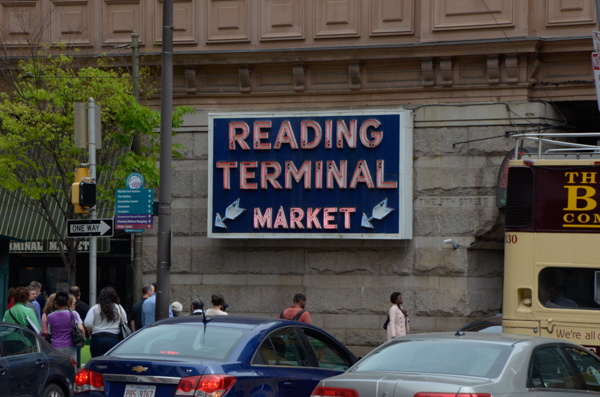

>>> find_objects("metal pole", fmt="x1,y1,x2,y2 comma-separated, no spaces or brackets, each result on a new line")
88,98,97,307
156,0,173,321
131,32,143,304
596,0,600,29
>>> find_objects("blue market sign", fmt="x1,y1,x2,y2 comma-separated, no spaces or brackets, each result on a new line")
208,110,413,239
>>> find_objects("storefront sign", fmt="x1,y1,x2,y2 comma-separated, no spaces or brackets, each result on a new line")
9,238,110,253
208,110,413,239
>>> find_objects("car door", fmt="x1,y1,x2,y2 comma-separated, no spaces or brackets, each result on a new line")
562,345,600,393
528,344,584,397
0,356,10,393
0,325,49,397
252,326,317,397
298,326,355,377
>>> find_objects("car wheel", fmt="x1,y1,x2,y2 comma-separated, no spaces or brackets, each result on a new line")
42,384,65,397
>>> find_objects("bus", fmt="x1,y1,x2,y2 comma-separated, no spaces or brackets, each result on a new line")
503,132,600,353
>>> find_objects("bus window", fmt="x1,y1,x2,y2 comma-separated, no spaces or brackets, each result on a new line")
595,271,600,306
538,268,600,310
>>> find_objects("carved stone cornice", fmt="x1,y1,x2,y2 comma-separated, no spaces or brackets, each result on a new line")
348,62,361,90
528,56,541,84
239,65,250,93
487,55,499,85
185,68,196,94
440,57,453,87
505,56,518,84
293,63,305,92
421,58,434,87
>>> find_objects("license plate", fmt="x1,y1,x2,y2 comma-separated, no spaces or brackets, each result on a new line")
124,384,156,397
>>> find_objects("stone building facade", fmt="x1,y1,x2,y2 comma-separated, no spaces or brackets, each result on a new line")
1,0,597,355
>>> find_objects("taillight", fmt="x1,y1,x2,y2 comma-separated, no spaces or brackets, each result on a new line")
413,392,492,397
311,386,359,397
175,374,236,397
74,368,105,394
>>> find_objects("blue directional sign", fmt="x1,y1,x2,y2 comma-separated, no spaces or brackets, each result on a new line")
208,110,413,239
115,188,154,230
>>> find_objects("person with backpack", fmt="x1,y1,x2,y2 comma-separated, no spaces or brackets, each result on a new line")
3,286,41,334
386,292,409,341
278,293,312,324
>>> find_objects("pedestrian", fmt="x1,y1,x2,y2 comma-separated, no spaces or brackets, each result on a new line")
205,293,228,316
386,292,409,341
29,281,45,309
171,301,182,316
42,293,57,338
131,285,153,331
27,286,43,328
46,290,85,361
69,286,90,327
6,287,15,310
84,287,127,358
141,285,173,327
3,286,40,333
189,299,204,315
278,293,312,324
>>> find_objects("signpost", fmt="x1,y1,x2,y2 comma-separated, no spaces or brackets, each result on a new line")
67,219,114,237
115,188,154,232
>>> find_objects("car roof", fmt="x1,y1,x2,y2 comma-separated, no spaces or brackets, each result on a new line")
149,315,310,331
390,331,578,348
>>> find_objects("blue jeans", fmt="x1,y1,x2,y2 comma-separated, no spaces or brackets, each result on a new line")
90,336,120,357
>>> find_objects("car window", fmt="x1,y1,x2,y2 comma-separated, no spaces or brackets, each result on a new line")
0,326,35,356
301,328,354,371
20,329,39,353
109,324,249,361
530,346,578,390
564,347,600,392
352,340,511,378
255,327,309,367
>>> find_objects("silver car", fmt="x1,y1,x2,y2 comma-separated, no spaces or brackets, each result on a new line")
311,332,600,397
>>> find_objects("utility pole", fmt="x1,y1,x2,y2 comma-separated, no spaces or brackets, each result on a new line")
156,0,173,320
131,31,143,304
88,98,97,307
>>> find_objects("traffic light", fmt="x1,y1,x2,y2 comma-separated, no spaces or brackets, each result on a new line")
71,168,96,213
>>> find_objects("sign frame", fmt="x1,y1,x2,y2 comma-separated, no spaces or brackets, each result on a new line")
67,219,114,237
207,109,413,240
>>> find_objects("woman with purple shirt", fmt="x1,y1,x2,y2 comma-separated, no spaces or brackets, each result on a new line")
46,290,85,361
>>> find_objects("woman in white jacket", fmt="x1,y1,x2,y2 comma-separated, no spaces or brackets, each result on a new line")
387,292,409,341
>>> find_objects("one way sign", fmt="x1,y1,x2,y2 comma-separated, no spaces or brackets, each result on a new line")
67,219,114,237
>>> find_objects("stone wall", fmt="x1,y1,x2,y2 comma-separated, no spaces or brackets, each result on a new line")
142,102,563,357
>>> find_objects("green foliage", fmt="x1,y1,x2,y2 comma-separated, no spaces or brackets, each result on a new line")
0,51,193,234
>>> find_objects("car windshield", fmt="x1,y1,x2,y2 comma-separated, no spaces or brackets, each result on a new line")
352,340,512,378
108,323,249,361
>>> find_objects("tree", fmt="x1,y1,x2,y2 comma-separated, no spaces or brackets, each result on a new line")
0,49,192,285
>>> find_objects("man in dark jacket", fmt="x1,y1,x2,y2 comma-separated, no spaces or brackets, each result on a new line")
69,286,90,324
130,285,153,331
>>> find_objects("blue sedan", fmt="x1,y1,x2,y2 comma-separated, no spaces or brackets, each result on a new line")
74,315,357,397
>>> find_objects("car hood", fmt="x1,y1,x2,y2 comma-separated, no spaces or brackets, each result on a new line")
322,371,495,397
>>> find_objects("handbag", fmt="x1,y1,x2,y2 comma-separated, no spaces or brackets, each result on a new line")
383,314,390,330
69,310,86,346
118,307,132,340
